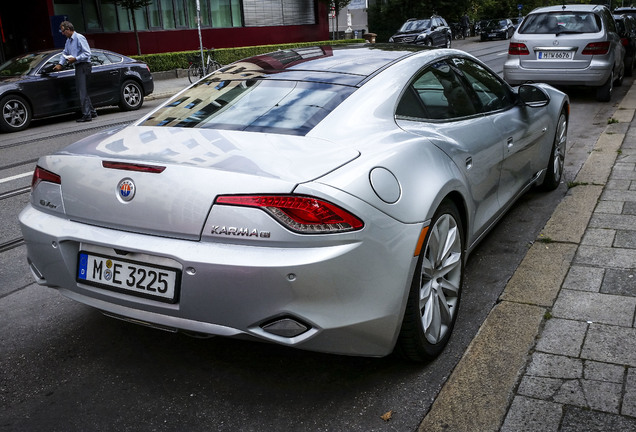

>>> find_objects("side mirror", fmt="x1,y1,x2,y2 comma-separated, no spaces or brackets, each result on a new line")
40,63,56,75
518,84,550,108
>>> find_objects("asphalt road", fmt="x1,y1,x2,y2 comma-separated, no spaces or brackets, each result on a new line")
0,39,629,431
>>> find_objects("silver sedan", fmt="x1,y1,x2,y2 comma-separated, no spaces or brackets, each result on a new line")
19,44,569,361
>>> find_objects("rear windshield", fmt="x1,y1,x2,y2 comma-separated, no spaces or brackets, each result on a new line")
141,75,354,136
519,12,601,34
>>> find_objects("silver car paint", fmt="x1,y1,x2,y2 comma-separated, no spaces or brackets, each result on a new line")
19,46,569,357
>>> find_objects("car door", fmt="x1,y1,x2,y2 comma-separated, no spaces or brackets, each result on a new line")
31,53,79,116
395,60,506,238
451,57,550,206
88,50,120,105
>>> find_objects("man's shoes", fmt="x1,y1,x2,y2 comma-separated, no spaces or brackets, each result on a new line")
90,111,98,118
76,116,92,123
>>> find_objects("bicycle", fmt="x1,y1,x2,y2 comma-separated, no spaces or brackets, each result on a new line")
188,48,222,84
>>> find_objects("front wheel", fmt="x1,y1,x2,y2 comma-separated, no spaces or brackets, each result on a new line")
539,109,567,191
0,94,32,132
396,200,464,362
118,80,144,111
188,64,204,83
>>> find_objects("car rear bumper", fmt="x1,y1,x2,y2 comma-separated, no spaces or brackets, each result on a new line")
504,58,613,86
19,203,421,358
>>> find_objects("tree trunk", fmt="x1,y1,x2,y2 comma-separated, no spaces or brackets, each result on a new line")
130,8,142,55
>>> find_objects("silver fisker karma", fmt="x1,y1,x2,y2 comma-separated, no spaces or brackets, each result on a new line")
19,43,569,361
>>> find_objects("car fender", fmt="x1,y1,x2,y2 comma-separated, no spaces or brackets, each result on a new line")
312,135,471,227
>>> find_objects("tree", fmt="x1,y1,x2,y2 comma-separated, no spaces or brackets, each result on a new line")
318,0,352,39
114,0,152,55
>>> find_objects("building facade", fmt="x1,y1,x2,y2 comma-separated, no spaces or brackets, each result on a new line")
0,0,329,61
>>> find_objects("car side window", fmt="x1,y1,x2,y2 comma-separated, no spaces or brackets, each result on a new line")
450,58,515,113
90,52,112,67
42,53,73,72
396,60,477,120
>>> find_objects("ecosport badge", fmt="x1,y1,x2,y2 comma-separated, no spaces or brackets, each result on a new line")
117,178,136,202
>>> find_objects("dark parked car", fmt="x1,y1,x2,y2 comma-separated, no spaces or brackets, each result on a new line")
614,14,636,75
614,6,636,19
0,49,154,132
480,18,516,41
389,16,452,48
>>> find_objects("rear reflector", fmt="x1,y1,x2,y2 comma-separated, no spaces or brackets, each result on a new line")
216,195,364,234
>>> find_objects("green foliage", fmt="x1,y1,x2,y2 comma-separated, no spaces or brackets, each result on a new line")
131,39,365,72
367,0,596,41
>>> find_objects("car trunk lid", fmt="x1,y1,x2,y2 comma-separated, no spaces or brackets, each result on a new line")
48,126,359,240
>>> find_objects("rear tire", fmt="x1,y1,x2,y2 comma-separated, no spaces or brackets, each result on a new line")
396,200,464,362
626,56,635,77
596,72,613,102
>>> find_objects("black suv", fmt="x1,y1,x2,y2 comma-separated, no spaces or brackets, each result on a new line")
389,16,452,48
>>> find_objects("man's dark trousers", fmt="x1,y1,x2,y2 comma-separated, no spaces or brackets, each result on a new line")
75,62,94,118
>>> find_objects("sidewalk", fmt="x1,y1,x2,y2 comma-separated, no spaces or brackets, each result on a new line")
419,83,636,431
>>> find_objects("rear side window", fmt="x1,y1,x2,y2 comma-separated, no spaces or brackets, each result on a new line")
519,12,601,34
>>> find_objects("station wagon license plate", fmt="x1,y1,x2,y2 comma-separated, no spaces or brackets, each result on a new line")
77,252,180,303
537,51,572,60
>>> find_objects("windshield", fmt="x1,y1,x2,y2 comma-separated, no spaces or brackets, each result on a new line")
141,73,354,136
519,12,601,34
485,19,507,29
399,19,431,33
0,52,50,77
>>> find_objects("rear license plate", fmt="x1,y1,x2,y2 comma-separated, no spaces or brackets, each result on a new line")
489,33,497,37
537,51,572,60
77,252,180,303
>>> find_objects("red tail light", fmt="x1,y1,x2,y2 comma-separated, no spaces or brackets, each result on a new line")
32,166,61,189
509,42,530,55
102,161,166,173
621,37,629,47
582,41,610,55
215,195,364,234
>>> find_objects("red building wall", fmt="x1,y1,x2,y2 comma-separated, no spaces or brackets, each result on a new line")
0,0,329,60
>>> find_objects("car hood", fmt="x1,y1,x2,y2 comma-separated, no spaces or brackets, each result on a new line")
45,126,360,239
0,76,25,85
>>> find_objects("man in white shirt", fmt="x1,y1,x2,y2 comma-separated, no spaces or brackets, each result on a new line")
54,21,97,122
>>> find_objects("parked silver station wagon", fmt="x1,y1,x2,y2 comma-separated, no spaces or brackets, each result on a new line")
20,44,569,361
504,4,625,101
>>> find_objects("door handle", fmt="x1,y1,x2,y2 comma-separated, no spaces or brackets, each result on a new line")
507,137,513,148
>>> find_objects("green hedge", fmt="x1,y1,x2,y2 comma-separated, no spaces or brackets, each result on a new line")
131,39,366,72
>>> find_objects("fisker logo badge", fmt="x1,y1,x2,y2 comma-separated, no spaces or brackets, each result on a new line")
117,178,136,202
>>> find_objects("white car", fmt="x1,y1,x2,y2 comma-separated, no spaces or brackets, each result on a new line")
20,44,569,361
504,4,625,101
